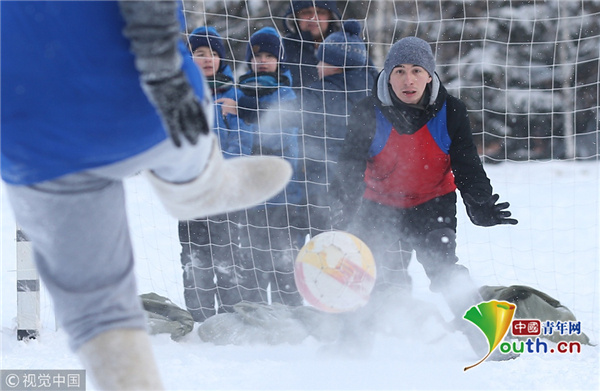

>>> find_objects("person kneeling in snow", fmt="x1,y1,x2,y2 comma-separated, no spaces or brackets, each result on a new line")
331,36,518,359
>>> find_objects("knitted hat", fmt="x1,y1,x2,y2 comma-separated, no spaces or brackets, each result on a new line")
246,27,285,63
188,26,226,59
317,19,367,68
289,0,340,17
384,36,436,77
283,1,341,34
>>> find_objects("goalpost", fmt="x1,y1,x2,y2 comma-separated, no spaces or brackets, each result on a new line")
16,0,599,341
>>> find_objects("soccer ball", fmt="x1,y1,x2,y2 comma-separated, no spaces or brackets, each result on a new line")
294,231,377,313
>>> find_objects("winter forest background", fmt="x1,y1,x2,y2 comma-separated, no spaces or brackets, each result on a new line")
182,0,599,162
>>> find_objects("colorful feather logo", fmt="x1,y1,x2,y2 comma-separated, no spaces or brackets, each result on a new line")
463,300,516,371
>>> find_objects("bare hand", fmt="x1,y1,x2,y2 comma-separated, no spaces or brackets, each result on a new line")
215,97,238,117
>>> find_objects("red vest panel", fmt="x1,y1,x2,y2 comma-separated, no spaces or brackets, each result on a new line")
363,121,457,208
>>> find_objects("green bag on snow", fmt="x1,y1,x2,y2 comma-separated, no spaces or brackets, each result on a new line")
140,292,194,341
479,285,592,345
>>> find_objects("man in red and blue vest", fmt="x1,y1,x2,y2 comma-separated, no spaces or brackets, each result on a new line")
333,37,518,359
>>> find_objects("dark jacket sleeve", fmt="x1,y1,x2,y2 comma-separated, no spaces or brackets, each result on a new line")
330,96,377,219
446,96,493,201
282,33,320,88
236,95,260,124
300,85,327,137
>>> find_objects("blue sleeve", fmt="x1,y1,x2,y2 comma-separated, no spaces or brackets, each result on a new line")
221,114,254,157
217,88,254,158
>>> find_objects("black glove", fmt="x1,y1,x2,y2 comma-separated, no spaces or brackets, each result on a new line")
118,1,210,147
142,70,210,147
463,193,518,227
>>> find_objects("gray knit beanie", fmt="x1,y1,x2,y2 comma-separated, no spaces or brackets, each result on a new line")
384,37,435,77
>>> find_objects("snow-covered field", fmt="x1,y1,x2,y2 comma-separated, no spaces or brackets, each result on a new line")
2,161,599,390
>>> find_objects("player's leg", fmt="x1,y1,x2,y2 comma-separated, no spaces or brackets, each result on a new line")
178,219,218,322
305,182,332,238
266,205,303,306
238,207,271,303
404,194,481,314
333,200,404,349
92,132,292,221
346,200,407,284
415,228,490,357
145,134,293,220
407,193,489,357
6,172,164,390
380,239,413,293
288,201,311,250
210,212,245,314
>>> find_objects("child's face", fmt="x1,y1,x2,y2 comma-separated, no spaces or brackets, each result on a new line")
251,52,278,73
388,64,432,105
317,61,341,79
296,7,331,42
192,47,221,77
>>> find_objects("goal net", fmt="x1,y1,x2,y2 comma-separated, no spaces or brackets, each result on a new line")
18,0,600,341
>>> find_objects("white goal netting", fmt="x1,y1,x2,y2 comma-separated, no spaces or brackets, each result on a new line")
26,0,600,340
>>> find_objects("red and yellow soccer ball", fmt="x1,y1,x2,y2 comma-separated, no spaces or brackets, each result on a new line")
294,231,377,313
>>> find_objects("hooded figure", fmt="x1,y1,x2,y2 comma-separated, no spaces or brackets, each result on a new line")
281,1,342,88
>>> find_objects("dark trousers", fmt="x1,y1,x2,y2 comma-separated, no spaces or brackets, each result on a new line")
304,183,333,238
179,212,260,322
240,204,304,306
348,193,482,319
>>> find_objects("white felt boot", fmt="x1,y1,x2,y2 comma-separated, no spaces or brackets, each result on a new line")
77,328,164,391
145,136,292,220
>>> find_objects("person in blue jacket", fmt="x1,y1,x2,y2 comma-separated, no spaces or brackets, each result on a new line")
332,37,518,358
1,2,291,390
179,26,258,322
220,27,304,306
300,19,374,237
188,27,254,158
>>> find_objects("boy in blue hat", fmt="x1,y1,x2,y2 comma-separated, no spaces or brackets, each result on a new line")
180,26,256,322
220,27,304,306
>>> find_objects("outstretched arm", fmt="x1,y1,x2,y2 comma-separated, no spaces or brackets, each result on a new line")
446,97,517,226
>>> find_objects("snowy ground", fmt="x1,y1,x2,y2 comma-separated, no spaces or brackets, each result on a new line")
1,161,599,390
